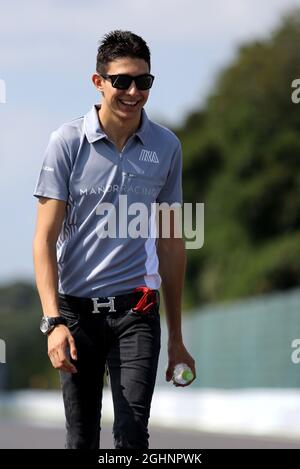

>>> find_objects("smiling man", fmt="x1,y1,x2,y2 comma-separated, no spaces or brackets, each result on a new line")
33,30,195,449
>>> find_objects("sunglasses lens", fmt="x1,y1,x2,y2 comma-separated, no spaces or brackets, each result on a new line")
112,75,132,89
135,75,154,90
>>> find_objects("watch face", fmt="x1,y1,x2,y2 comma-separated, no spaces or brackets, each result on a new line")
40,316,66,334
40,317,50,334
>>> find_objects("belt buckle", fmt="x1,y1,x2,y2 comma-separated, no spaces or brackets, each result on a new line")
91,296,116,313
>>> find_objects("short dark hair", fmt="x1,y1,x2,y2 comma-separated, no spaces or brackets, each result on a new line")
96,30,151,74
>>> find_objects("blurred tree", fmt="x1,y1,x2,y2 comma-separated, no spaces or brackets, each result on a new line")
0,282,58,390
176,9,300,304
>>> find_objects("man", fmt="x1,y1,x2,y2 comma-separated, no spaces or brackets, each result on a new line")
33,30,195,449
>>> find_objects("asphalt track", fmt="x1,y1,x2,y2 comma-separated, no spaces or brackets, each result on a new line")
0,420,299,449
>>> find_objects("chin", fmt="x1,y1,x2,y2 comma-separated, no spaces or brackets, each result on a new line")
116,108,141,120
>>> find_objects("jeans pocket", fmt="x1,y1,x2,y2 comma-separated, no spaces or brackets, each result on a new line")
66,318,79,329
59,309,79,329
128,304,160,320
147,305,160,320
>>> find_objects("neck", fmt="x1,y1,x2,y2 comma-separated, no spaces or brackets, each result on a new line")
98,103,141,152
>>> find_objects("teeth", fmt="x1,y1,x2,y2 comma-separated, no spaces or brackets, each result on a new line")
120,100,138,106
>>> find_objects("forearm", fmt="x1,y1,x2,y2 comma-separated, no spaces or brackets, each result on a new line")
33,237,60,317
157,237,186,342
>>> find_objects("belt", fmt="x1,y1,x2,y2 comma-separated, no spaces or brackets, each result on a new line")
58,287,160,315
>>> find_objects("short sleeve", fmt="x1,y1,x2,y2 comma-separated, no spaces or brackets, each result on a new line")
157,142,183,205
33,131,71,201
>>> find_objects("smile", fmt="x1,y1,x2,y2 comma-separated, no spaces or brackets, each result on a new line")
119,99,140,107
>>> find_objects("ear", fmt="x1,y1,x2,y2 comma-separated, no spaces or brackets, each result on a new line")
92,73,104,92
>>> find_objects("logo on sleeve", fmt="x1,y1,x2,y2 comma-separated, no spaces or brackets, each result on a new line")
42,165,54,172
139,149,159,164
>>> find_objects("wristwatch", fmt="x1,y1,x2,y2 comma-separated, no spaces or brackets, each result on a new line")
40,316,67,335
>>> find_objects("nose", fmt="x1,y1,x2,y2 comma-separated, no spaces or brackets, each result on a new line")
126,80,139,95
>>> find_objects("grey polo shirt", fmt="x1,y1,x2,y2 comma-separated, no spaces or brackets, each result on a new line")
33,105,182,297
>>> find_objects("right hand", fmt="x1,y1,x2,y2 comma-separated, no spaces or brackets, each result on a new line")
47,325,78,373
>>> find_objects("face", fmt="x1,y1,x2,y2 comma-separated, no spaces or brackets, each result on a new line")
92,57,151,121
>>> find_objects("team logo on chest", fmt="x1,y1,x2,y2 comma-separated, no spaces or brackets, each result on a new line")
139,149,159,163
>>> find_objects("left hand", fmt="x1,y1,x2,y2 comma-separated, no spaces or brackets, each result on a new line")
166,339,196,387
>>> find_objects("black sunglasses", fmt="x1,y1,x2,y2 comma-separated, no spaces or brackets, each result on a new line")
100,73,155,90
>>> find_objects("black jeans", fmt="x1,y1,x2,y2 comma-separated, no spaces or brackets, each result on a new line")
58,293,161,449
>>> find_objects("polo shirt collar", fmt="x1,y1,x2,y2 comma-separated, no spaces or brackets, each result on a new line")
84,105,107,143
134,108,149,145
84,104,149,145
